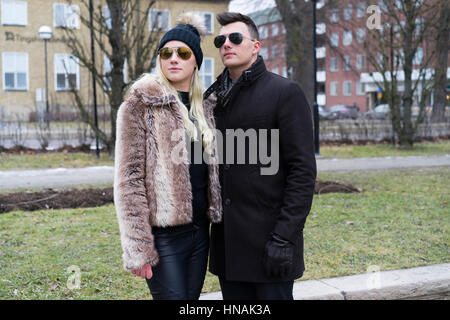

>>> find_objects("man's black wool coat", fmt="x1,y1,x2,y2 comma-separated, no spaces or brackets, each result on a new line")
205,56,317,283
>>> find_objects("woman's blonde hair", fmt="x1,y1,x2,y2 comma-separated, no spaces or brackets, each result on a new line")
155,57,214,155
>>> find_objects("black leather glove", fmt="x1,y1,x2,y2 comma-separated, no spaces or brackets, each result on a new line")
263,233,294,277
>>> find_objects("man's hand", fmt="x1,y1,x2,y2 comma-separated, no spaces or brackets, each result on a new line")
131,265,153,279
263,233,294,277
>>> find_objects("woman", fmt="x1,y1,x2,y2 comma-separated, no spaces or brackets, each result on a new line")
114,12,222,300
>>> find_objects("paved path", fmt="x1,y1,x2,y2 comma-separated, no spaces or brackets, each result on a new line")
200,263,450,300
1,155,449,190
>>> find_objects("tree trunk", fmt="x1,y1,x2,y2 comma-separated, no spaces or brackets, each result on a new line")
432,1,449,122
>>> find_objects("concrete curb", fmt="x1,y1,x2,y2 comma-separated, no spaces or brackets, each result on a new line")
200,263,450,300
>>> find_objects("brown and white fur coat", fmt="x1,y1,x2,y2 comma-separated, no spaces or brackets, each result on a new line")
114,74,222,271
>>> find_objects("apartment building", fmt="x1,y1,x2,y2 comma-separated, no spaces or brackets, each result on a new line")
0,0,229,119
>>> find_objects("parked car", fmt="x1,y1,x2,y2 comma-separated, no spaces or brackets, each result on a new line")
318,105,333,120
328,104,359,119
365,104,390,120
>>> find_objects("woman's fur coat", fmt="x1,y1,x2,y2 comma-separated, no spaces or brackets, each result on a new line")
114,75,222,271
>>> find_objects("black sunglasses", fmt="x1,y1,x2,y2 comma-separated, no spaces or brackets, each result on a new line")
214,32,256,48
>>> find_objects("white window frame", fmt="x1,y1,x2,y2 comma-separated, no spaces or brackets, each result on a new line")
330,57,338,72
413,47,423,65
271,45,278,59
195,11,214,35
2,52,28,91
343,30,352,46
356,54,365,70
356,2,366,18
330,9,339,23
343,5,353,21
330,81,338,96
259,47,268,60
356,81,365,96
344,56,352,71
1,0,27,26
271,23,279,37
198,57,214,90
149,9,170,32
356,28,366,44
330,33,339,47
54,54,80,91
343,80,352,96
53,3,80,29
258,25,268,39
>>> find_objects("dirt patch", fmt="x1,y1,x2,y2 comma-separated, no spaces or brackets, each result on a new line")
0,180,360,214
315,180,362,194
0,188,114,214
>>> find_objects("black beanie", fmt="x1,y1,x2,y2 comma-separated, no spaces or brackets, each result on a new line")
158,23,203,69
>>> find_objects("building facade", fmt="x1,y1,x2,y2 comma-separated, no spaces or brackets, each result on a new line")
248,1,449,112
0,0,229,120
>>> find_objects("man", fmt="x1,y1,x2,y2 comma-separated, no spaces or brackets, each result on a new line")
204,12,317,300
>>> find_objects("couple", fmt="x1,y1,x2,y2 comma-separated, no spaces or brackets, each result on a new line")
114,11,317,300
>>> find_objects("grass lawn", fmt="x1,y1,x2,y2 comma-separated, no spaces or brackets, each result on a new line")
0,141,449,171
318,140,450,159
1,167,448,299
0,152,114,171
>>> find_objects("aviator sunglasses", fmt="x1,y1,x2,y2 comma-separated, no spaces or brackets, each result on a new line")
159,47,192,60
214,32,256,48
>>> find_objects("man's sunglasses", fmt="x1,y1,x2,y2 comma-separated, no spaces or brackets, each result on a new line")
214,32,256,48
159,47,192,60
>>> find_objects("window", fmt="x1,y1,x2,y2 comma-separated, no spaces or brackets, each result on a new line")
343,30,352,46
103,55,127,90
356,2,366,18
282,66,287,78
199,57,214,90
356,28,366,43
149,9,170,31
394,49,404,67
343,81,352,96
271,45,278,59
54,3,79,29
344,56,352,71
413,47,423,65
282,44,286,58
343,5,353,20
356,81,365,96
259,47,268,60
330,33,339,47
356,54,365,70
2,52,28,90
272,67,279,75
258,25,268,39
272,23,279,37
414,18,423,36
330,57,338,72
330,9,339,23
281,25,286,34
196,12,213,34
54,54,79,91
1,0,27,25
330,82,338,96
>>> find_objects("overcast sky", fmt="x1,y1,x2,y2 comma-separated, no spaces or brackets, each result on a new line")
228,0,276,14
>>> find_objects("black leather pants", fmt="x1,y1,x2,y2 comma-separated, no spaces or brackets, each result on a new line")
146,223,209,300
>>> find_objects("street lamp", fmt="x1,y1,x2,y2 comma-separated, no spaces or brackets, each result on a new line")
312,0,320,156
38,26,52,129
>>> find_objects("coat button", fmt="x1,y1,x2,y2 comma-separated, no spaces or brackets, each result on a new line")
225,164,231,170
225,198,231,206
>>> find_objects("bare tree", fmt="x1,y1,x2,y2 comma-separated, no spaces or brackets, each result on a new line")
62,0,160,156
330,0,441,148
275,0,315,106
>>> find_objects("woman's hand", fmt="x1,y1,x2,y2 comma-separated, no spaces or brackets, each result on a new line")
131,265,153,279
